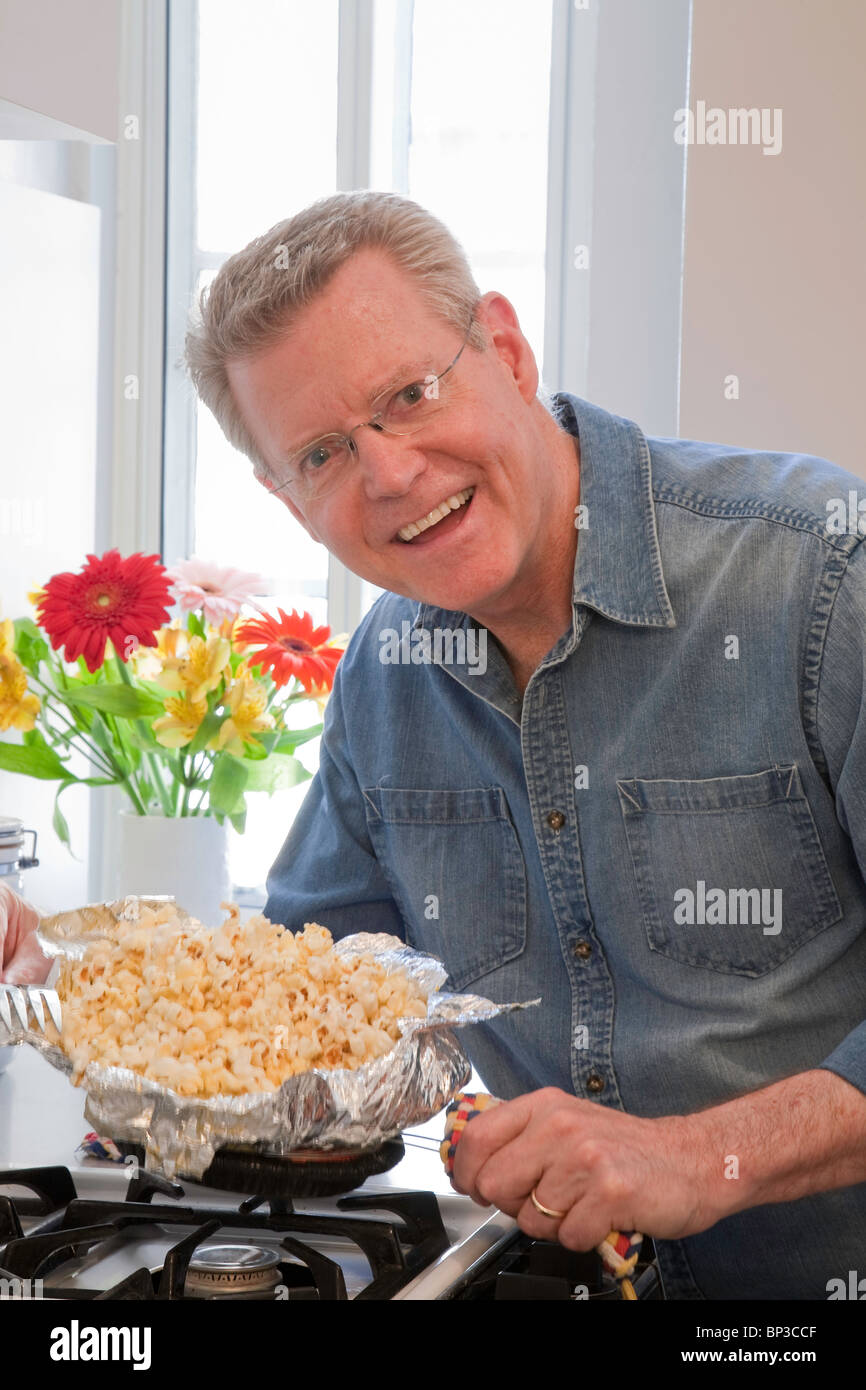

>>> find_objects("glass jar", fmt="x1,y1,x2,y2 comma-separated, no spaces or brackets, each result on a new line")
0,817,39,898
0,818,39,1073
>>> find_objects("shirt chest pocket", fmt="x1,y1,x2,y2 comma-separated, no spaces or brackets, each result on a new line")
616,764,842,977
361,785,527,991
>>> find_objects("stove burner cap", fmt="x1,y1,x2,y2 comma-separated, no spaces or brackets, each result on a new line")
185,1242,281,1298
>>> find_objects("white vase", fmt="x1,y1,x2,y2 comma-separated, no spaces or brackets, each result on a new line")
114,813,233,926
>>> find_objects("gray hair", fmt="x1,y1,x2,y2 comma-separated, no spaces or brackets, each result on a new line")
184,189,554,470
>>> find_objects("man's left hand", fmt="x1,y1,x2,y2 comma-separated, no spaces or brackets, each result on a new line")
450,1086,723,1250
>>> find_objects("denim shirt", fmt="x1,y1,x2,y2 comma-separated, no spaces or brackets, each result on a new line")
265,391,866,1300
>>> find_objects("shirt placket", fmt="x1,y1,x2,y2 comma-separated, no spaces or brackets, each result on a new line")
521,634,623,1109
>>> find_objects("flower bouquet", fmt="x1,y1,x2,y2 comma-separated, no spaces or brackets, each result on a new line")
0,551,344,847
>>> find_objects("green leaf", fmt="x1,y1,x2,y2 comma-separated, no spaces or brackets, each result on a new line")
208,751,249,815
136,678,174,702
187,710,223,755
13,618,49,674
187,612,206,639
13,616,43,641
89,711,113,752
241,737,269,761
52,779,75,851
64,685,164,718
228,806,247,835
241,752,310,795
273,723,322,754
0,740,70,780
125,724,159,753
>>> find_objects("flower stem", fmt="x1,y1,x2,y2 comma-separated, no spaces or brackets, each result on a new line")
180,755,192,817
113,654,174,816
26,674,125,781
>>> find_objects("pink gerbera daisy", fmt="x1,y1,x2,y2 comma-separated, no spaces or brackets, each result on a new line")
167,558,267,625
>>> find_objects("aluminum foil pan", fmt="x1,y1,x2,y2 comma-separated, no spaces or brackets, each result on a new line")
2,897,538,1180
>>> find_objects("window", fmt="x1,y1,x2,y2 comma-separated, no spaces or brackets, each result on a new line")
164,0,556,895
163,0,689,895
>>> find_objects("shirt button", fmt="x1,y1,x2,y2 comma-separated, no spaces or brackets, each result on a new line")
586,1074,605,1094
546,809,566,831
573,939,592,960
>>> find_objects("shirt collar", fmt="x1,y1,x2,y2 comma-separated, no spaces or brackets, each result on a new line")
557,392,676,629
413,391,676,633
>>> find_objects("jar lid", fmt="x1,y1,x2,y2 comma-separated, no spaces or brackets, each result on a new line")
0,817,24,841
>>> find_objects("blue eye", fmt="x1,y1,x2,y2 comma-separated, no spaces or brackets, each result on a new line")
302,445,332,472
397,382,426,407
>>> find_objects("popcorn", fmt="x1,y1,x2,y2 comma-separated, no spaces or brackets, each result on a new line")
52,903,429,1098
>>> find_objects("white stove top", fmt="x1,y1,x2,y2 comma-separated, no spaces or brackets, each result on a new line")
0,1047,516,1300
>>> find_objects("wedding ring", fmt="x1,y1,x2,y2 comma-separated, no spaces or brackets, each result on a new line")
530,1186,567,1220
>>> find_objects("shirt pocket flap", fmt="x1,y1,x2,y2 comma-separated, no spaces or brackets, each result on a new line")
362,784,527,990
616,764,842,977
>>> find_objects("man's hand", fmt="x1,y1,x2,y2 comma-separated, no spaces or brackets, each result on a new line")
0,883,51,985
450,1086,725,1250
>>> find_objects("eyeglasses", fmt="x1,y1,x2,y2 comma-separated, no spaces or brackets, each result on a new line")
258,316,475,504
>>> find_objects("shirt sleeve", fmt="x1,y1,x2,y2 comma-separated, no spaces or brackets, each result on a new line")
813,536,866,1096
263,657,406,941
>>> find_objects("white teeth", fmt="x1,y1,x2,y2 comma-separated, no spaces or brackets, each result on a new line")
397,487,474,542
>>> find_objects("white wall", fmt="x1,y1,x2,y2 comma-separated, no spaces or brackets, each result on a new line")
0,175,101,914
0,0,118,141
680,0,866,476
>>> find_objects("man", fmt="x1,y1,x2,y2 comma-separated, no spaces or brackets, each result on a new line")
4,191,866,1299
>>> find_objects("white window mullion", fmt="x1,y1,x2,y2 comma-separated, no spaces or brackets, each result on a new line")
111,0,169,556
330,0,376,635
543,0,599,399
162,0,199,569
92,0,170,901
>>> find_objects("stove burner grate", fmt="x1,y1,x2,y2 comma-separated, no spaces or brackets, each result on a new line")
0,1164,451,1301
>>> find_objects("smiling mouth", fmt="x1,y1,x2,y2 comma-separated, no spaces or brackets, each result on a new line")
396,487,475,543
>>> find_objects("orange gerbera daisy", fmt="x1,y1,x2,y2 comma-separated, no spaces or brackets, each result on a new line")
35,550,173,673
233,609,344,693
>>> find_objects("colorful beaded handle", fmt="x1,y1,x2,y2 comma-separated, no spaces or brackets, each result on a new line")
440,1092,643,1300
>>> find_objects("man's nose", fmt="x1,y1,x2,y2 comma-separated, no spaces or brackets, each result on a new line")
352,424,427,500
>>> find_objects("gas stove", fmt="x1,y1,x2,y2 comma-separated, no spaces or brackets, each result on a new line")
0,1049,661,1301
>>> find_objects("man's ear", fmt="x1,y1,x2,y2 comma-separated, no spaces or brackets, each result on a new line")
473,290,539,404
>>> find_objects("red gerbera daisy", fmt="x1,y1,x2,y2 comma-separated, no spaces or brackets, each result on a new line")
36,550,173,673
234,608,344,693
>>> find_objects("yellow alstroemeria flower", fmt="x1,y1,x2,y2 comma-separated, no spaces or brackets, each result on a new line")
0,618,15,660
152,693,209,749
159,634,231,703
131,622,191,682
216,672,275,756
0,651,40,732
